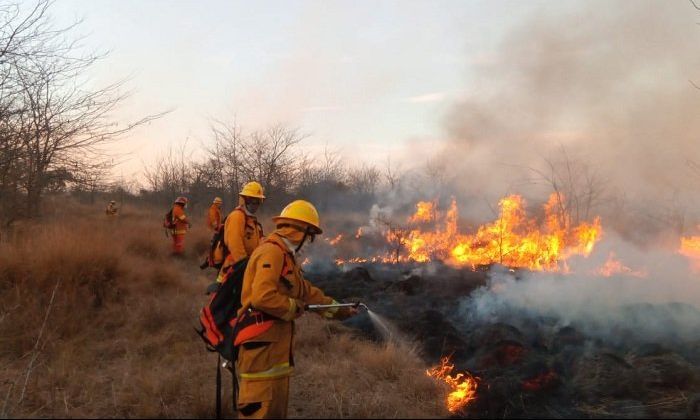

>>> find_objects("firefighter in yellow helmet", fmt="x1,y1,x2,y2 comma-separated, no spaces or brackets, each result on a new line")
234,200,358,419
217,182,265,282
207,197,223,231
171,196,191,255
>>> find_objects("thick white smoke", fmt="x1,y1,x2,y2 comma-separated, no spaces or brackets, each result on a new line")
462,237,700,345
437,1,700,235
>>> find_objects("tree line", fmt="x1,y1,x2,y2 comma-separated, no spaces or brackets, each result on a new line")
0,1,159,229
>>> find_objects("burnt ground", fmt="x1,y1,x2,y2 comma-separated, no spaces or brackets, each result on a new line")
306,263,700,419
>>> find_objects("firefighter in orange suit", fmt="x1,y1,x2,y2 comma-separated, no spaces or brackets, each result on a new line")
207,197,223,231
234,200,358,419
217,182,265,282
171,196,191,255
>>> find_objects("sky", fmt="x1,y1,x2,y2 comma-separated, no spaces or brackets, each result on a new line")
48,0,548,180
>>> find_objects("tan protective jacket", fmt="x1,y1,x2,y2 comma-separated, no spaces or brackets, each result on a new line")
236,231,337,383
223,207,263,266
207,204,222,231
172,204,189,235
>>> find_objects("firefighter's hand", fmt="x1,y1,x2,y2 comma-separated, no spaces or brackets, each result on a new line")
293,299,305,318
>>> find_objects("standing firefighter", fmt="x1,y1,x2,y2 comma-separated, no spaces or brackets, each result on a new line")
169,196,191,255
105,200,118,216
234,200,358,419
217,182,265,282
207,197,223,231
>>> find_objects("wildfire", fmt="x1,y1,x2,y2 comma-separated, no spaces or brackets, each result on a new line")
426,357,478,413
596,252,647,277
404,193,602,271
680,227,700,271
409,201,436,224
325,233,343,246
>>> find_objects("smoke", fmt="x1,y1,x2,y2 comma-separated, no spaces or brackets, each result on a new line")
461,237,700,346
439,1,700,229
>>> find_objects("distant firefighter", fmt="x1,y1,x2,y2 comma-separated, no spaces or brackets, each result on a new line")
207,197,223,231
166,196,191,255
105,200,118,216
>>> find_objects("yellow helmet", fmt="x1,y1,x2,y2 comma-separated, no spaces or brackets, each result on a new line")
213,197,223,204
272,200,323,234
239,181,266,199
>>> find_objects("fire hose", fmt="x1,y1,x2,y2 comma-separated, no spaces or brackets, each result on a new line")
305,302,368,311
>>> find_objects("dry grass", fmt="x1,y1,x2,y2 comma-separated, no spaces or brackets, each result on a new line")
0,200,447,418
292,317,448,418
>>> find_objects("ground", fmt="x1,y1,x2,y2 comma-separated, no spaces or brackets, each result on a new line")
0,200,447,419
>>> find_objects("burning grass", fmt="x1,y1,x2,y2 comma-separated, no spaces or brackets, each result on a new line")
320,193,604,272
0,200,445,418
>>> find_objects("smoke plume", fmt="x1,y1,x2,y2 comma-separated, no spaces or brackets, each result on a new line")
439,1,700,231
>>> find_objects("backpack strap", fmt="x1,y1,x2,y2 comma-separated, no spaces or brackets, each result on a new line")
265,238,292,276
234,206,263,236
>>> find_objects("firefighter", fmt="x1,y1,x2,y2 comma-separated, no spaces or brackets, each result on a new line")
207,197,223,231
171,196,191,255
234,199,358,419
105,200,118,216
217,182,265,282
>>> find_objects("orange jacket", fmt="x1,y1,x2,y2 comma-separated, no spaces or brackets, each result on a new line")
223,207,263,266
172,204,189,234
207,204,222,231
236,231,340,383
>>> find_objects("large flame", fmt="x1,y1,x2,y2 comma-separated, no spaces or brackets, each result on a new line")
403,193,602,271
426,357,478,413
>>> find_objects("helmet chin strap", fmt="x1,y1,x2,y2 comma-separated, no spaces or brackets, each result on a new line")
295,227,315,254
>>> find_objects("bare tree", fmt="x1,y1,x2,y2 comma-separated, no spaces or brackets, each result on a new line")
348,163,381,197
383,156,403,192
527,146,607,226
204,121,308,200
143,142,194,201
0,0,164,223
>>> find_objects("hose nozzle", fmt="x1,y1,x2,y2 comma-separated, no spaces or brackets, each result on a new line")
305,302,366,311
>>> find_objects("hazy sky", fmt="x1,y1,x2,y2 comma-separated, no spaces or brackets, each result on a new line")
48,0,551,179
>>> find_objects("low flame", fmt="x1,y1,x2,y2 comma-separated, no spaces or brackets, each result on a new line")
325,233,343,246
596,252,647,277
426,357,478,413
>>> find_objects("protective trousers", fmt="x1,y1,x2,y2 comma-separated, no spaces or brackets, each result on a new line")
237,377,290,419
172,233,185,254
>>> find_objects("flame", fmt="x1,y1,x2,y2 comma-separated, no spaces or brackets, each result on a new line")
408,201,436,224
426,357,478,413
404,193,602,271
325,233,343,246
680,226,700,272
596,252,647,277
